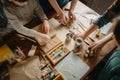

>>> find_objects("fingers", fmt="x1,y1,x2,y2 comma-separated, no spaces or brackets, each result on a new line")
73,33,85,40
89,42,98,50
69,14,76,22
35,32,50,46
73,34,79,40
60,16,68,25
69,11,76,23
59,12,69,25
59,11,76,25
44,26,49,34
91,44,97,50
42,21,50,34
41,25,47,34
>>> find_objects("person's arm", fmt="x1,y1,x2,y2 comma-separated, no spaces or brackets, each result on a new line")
86,13,111,39
33,0,50,34
74,12,111,40
48,0,68,25
68,0,77,22
97,33,113,44
70,0,77,12
4,8,50,45
83,24,99,39
89,33,113,50
4,8,36,37
33,0,48,21
48,0,63,15
48,0,78,15
77,0,119,40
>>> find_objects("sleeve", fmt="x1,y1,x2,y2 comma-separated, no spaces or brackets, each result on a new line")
97,49,120,80
92,12,110,28
92,0,120,28
33,0,48,21
4,8,36,37
97,60,112,80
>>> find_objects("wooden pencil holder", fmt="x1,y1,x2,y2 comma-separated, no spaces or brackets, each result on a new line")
40,36,69,65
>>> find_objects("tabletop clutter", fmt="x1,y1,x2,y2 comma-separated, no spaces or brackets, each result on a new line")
3,22,101,80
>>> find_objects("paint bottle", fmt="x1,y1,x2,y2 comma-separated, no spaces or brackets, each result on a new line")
66,32,74,42
73,37,83,53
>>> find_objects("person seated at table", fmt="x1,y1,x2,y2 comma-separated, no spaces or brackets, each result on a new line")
2,0,50,45
97,16,120,80
37,0,78,25
74,0,120,49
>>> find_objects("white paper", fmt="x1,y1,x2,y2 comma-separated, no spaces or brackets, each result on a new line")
55,52,89,80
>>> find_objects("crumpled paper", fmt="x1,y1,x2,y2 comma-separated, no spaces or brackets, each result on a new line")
9,56,42,80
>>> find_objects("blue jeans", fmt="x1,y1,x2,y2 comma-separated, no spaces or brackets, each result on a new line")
37,0,69,14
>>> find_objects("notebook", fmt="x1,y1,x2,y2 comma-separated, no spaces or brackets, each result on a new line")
55,52,89,80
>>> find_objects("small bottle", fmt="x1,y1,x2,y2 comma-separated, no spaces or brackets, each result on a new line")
66,32,74,42
73,37,83,53
96,29,101,38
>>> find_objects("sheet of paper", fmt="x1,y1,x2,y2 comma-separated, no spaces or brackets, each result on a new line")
55,52,89,80
100,22,112,35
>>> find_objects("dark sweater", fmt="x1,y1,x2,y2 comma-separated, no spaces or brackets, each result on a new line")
97,48,120,80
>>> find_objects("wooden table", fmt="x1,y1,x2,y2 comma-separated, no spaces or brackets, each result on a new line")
2,1,116,80
33,1,116,80
32,1,116,80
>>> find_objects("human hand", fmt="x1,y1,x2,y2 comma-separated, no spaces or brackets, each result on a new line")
35,32,50,46
68,10,76,23
42,20,50,34
73,33,85,40
89,40,103,50
59,12,68,25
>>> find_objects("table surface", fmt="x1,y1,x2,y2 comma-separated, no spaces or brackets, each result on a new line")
2,1,116,80
33,1,116,79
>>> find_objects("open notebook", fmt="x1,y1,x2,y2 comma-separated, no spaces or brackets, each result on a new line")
55,52,89,80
